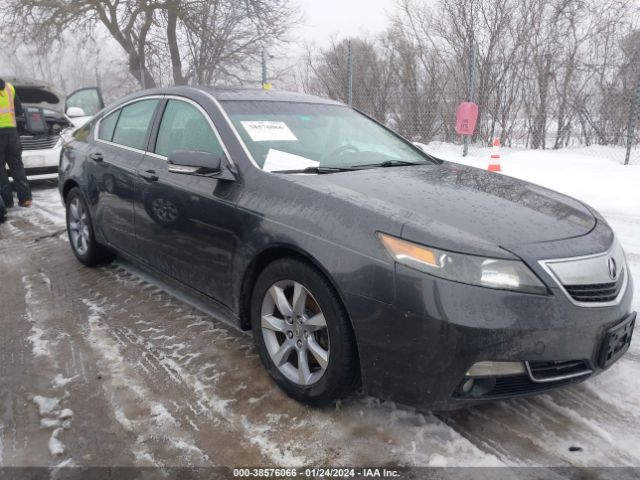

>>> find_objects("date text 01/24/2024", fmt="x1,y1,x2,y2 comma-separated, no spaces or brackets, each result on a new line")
233,468,401,478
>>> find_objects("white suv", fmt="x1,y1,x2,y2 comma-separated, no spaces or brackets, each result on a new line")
6,77,104,180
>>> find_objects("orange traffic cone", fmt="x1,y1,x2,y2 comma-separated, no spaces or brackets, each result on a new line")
488,138,501,172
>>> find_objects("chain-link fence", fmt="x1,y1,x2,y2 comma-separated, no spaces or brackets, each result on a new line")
311,42,640,165
296,7,640,166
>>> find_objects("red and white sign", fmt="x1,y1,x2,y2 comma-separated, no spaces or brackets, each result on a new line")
455,102,479,136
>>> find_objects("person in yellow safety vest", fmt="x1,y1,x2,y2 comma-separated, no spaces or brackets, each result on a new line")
0,77,32,210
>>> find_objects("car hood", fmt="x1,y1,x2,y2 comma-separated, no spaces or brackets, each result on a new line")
4,76,65,112
290,162,596,258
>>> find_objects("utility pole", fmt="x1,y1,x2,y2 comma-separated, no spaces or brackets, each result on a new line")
347,40,353,106
262,50,272,90
262,51,267,85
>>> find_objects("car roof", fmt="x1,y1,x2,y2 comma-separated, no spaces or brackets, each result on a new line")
140,86,344,106
200,87,343,105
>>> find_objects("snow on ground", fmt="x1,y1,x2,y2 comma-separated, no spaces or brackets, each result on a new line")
7,180,66,228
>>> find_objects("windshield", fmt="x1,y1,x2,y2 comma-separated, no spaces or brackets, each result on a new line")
221,100,432,172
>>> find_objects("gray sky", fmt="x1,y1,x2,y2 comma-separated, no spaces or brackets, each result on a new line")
293,0,395,47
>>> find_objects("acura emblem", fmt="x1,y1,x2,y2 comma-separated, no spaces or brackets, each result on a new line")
607,257,617,280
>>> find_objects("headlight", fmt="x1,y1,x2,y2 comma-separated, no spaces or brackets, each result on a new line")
60,127,76,144
379,233,547,294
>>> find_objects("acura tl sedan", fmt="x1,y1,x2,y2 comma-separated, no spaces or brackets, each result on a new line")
58,87,635,410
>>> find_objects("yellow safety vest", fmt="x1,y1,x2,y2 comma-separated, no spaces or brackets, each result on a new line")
0,83,17,128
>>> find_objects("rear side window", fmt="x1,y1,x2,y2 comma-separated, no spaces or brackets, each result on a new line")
112,99,159,150
98,110,120,141
155,100,224,157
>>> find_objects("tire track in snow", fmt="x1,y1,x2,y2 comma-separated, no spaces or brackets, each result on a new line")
100,264,503,467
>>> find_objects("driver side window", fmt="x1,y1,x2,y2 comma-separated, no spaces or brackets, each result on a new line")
155,100,224,158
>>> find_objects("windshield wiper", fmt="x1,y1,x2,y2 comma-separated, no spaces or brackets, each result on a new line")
271,166,357,174
354,160,430,169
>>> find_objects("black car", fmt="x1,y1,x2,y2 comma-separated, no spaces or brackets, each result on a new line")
59,87,635,410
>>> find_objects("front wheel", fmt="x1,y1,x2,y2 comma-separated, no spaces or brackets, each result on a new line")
251,258,360,405
65,187,114,266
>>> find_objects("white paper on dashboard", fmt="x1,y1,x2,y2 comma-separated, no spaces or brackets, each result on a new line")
263,149,320,172
241,121,298,142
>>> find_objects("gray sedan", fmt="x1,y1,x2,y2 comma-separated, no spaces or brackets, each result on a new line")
58,87,635,410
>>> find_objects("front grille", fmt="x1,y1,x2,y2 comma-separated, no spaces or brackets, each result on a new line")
25,166,58,176
20,135,60,150
454,374,585,399
489,375,578,397
527,360,591,381
564,270,624,303
454,359,592,399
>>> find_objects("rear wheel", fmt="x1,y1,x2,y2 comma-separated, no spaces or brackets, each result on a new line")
251,258,359,405
65,187,114,266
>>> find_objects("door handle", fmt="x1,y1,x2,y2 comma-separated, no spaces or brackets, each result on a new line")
89,152,103,162
139,169,159,182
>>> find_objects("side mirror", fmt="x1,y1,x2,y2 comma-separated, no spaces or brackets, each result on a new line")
66,106,86,118
167,150,223,176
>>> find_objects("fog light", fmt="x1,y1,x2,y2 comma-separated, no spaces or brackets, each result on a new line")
466,361,525,377
461,378,475,394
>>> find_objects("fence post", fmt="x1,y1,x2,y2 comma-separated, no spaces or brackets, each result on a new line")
463,34,478,157
624,75,640,165
347,40,353,106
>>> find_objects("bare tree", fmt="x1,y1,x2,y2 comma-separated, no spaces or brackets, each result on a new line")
1,28,137,99
302,37,394,122
177,0,298,86
2,0,299,88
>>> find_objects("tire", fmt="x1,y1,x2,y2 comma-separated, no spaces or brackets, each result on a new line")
65,187,115,266
250,258,360,405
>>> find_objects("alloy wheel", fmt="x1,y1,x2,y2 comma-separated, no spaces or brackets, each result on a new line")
68,197,90,256
260,280,330,386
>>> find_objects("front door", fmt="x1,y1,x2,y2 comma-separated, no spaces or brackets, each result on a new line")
133,98,241,308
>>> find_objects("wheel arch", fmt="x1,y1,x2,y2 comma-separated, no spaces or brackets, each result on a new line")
61,179,80,202
238,244,352,334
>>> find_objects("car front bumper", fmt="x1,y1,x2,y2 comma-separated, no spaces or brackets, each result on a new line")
346,261,635,411
22,145,61,180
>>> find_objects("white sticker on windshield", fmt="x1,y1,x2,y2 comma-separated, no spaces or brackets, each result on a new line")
263,149,319,172
241,121,298,142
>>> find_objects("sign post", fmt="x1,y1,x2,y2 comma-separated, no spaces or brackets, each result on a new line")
463,35,478,157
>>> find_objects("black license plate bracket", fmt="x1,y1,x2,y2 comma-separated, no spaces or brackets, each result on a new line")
599,313,636,369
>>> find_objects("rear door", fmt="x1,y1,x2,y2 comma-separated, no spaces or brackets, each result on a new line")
133,97,240,307
90,97,161,254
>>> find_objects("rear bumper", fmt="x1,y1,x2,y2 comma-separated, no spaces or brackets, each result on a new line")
346,263,635,411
